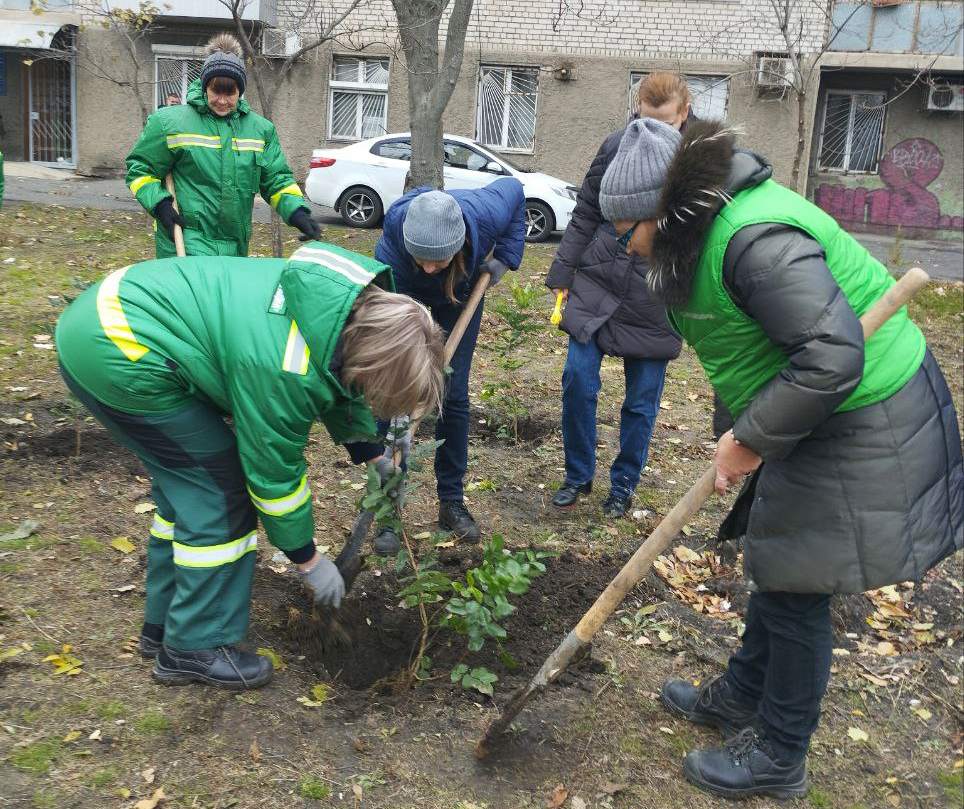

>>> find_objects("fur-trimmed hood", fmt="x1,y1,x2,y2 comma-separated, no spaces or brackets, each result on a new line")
648,120,772,307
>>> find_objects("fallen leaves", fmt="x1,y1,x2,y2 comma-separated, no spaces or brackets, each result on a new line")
847,727,869,743
545,784,568,808
134,787,167,809
297,683,332,708
43,644,83,675
110,536,135,554
0,519,40,542
256,647,286,671
653,547,738,620
133,502,157,514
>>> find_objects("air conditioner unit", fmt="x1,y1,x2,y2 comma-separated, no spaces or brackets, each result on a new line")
262,29,300,58
926,80,964,112
756,56,792,90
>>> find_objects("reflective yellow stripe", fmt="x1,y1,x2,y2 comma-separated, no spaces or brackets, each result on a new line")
270,183,304,209
129,175,159,195
282,320,310,375
172,531,258,568
96,267,149,361
232,137,265,152
248,475,311,517
150,514,174,541
290,246,375,286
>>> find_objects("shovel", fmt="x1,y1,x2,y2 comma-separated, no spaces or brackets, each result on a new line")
334,270,493,591
164,174,187,258
475,267,931,756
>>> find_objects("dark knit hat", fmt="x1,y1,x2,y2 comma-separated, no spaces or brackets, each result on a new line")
403,191,466,261
200,50,246,96
599,117,682,222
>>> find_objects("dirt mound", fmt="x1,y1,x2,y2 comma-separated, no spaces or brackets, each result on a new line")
266,548,622,692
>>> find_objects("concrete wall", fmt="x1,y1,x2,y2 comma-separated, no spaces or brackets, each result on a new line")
809,70,964,240
0,51,26,161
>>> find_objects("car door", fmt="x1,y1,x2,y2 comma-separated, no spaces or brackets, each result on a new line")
442,140,501,193
366,138,411,209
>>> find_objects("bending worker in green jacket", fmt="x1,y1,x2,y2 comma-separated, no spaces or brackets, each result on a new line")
56,243,445,690
126,33,320,258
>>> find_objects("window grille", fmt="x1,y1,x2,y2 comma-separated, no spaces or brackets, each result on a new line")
155,55,203,109
476,66,539,151
817,91,887,173
329,56,389,141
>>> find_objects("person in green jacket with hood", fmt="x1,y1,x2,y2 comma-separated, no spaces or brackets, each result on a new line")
56,243,445,690
126,33,320,258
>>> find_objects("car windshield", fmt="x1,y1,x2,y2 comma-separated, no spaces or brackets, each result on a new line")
472,141,530,172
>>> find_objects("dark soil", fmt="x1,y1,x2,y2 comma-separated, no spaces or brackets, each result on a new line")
269,548,621,691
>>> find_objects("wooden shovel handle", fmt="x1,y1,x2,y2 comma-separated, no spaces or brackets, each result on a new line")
164,173,187,258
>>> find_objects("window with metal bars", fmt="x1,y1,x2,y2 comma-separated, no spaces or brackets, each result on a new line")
476,65,539,152
155,55,203,109
328,56,389,141
817,91,887,173
628,72,730,121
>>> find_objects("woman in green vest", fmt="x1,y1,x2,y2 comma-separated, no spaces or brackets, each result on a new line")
598,118,962,799
126,33,320,258
56,243,444,690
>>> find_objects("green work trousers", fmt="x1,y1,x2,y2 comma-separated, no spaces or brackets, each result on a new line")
62,367,258,649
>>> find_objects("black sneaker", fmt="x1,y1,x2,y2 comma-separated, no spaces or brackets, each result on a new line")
683,728,808,800
372,526,400,557
438,500,481,543
551,481,592,510
153,644,274,690
661,674,758,738
602,491,632,519
138,623,164,659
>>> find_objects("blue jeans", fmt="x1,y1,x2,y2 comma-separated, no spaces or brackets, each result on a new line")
380,295,484,502
725,592,833,764
560,335,666,499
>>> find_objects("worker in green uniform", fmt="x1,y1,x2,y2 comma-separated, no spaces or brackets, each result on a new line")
126,33,320,258
56,243,445,689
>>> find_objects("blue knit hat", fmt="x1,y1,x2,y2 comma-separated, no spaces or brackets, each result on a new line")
599,118,682,222
403,191,466,261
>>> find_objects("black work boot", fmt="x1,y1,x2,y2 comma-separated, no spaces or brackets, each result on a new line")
138,622,164,659
683,727,808,799
551,481,591,510
602,491,632,519
661,674,758,737
438,500,481,543
372,526,400,557
153,644,274,690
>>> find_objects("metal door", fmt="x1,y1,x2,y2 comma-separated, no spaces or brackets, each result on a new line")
29,57,76,167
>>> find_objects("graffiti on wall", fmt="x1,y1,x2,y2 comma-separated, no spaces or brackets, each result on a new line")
815,138,964,231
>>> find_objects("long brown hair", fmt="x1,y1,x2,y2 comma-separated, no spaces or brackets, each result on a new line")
413,247,468,305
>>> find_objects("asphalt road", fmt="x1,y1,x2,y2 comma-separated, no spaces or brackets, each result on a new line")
4,173,962,282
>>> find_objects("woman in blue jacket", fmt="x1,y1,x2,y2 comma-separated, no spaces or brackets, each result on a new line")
364,177,526,553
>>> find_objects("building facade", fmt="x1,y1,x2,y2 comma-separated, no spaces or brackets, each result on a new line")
2,0,961,239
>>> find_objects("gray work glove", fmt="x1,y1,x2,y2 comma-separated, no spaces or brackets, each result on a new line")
384,415,412,466
479,258,510,287
297,555,345,608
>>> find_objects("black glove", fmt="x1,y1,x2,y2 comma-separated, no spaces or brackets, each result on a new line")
290,208,321,242
479,258,511,287
153,197,185,241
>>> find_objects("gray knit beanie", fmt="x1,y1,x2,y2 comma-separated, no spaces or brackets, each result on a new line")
200,51,246,96
403,191,466,261
599,118,683,222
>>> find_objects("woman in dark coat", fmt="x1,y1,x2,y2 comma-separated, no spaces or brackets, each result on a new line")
599,117,962,799
545,72,689,517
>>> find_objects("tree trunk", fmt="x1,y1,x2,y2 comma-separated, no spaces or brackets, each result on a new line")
791,89,807,194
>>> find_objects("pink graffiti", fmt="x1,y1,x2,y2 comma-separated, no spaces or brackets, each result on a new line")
815,138,964,232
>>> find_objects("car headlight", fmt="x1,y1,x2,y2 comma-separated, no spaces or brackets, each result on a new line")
550,184,579,202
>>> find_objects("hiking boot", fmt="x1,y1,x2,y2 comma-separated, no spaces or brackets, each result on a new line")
153,644,273,690
683,728,809,800
438,500,481,543
551,481,592,510
661,674,758,737
372,526,401,557
138,622,164,659
602,491,632,519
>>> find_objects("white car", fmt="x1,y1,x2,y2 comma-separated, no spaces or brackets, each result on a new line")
304,133,578,242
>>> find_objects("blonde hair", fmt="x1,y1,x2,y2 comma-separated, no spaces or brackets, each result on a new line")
340,286,445,418
638,71,691,114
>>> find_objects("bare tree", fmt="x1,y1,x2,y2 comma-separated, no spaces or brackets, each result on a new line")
390,0,475,190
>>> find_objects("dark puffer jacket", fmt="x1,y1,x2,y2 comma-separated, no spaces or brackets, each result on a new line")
651,127,963,594
545,127,681,360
